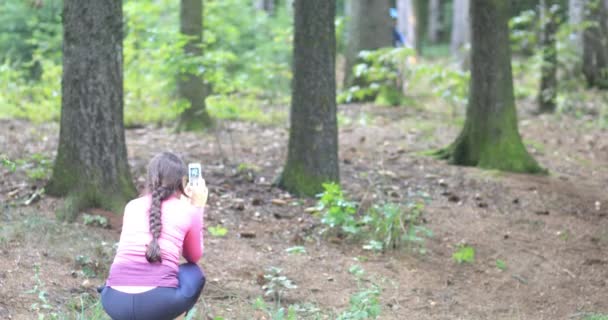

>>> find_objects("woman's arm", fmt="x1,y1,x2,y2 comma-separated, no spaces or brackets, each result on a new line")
182,207,204,263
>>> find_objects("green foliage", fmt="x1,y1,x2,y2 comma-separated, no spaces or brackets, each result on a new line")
1,155,17,172
82,214,109,229
339,47,415,106
262,267,297,305
336,286,381,320
413,63,470,109
452,245,475,264
362,201,432,253
337,265,382,320
25,264,58,319
0,0,62,72
208,225,228,237
583,315,608,320
253,297,298,320
0,0,292,125
317,182,359,235
496,259,507,271
285,246,306,255
509,9,538,55
317,183,432,254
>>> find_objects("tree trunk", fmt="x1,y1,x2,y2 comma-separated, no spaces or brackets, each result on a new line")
427,0,441,43
344,0,392,87
279,0,339,196
538,0,558,113
176,0,213,131
47,0,136,220
569,0,584,56
437,0,543,173
582,0,608,89
450,0,470,69
397,0,417,50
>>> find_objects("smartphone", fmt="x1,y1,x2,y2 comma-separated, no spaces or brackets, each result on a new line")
188,163,202,186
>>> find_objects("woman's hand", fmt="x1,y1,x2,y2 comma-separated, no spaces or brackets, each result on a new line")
185,178,208,208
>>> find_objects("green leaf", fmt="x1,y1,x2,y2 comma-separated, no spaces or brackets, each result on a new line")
285,246,306,255
452,245,475,264
208,225,228,237
496,259,507,271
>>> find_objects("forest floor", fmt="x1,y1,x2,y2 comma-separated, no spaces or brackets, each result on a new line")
2,100,608,320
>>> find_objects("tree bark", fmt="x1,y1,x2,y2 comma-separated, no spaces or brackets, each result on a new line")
47,0,136,220
427,0,441,43
450,0,470,69
437,0,543,173
582,0,608,89
397,0,417,50
176,0,213,131
279,0,339,196
344,0,392,87
538,0,558,113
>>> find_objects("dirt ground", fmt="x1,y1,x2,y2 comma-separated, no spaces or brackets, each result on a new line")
2,101,608,320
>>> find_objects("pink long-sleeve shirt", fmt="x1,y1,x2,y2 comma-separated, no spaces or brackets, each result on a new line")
106,194,204,289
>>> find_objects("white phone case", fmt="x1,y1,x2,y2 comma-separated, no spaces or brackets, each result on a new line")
188,163,202,186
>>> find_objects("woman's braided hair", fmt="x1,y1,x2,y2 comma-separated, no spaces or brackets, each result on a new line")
145,152,187,263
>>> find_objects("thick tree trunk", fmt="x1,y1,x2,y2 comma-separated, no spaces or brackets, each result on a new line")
47,0,136,220
344,0,392,87
437,0,543,173
582,0,608,89
279,0,339,196
176,0,213,131
569,0,584,56
538,0,558,113
427,0,441,43
397,0,417,50
450,0,470,69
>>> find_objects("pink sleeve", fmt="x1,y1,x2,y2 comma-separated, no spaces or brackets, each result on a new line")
182,207,204,263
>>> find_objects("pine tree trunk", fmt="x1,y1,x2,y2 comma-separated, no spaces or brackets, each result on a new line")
344,0,392,87
176,0,213,131
450,0,470,69
427,0,441,43
47,0,136,220
397,0,418,50
582,0,608,89
437,0,543,173
279,0,339,196
538,0,558,113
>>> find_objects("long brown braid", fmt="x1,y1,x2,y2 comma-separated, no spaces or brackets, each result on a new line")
145,152,187,263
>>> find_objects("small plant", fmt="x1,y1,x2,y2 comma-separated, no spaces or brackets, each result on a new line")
1,156,16,172
75,255,99,278
453,245,475,264
285,246,306,255
496,259,507,271
208,225,228,237
337,265,382,320
262,267,297,306
25,264,58,319
317,182,359,235
253,297,297,320
82,214,109,228
362,201,432,253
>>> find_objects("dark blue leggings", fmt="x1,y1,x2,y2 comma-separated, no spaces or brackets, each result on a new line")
101,263,205,320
